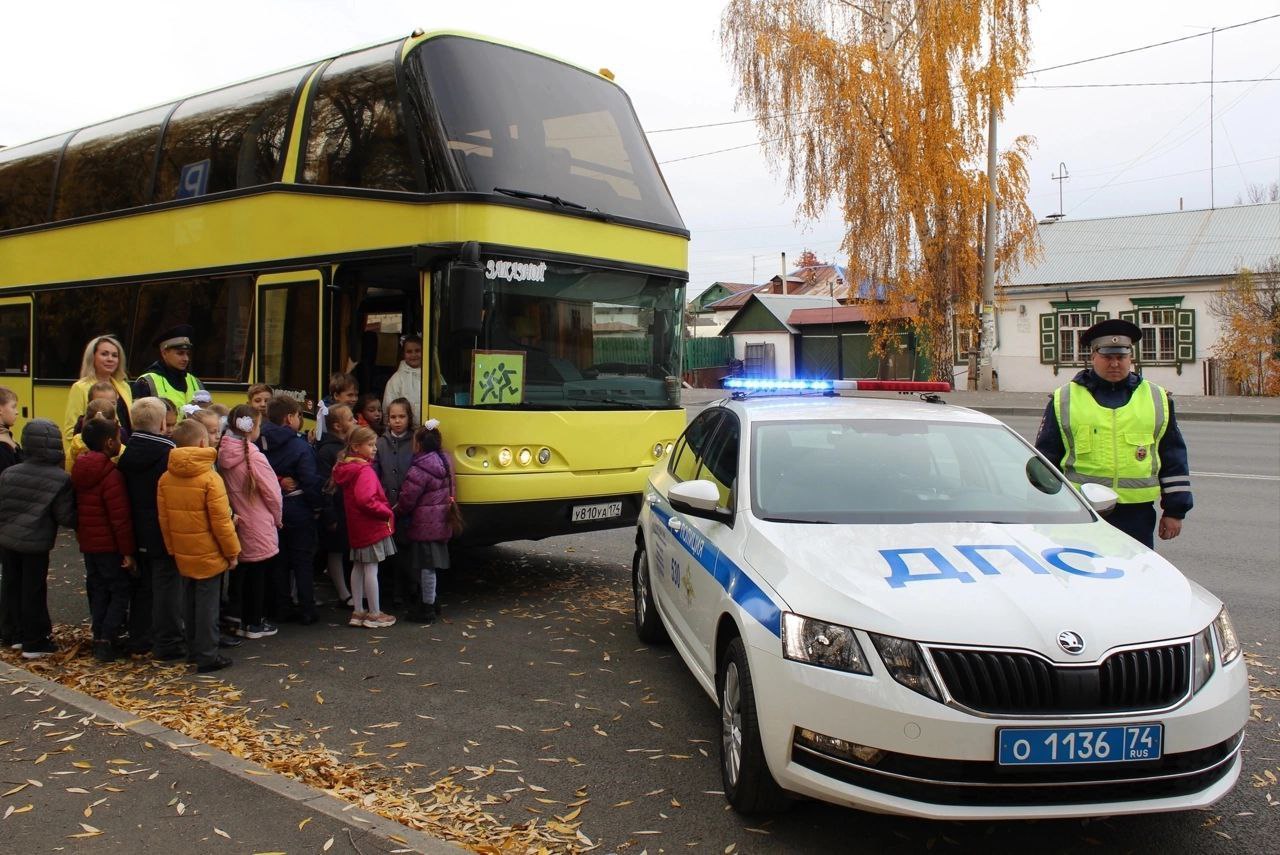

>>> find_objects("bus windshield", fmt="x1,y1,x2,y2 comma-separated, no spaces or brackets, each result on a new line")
432,258,684,411
413,36,684,231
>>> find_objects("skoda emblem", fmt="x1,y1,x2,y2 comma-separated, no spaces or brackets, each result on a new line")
1057,631,1086,655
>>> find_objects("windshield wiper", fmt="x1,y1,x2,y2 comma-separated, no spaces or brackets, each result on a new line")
761,516,834,524
493,186,587,210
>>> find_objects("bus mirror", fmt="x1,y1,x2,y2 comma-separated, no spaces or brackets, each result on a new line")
448,252,485,335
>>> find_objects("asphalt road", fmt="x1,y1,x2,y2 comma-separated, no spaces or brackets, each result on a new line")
23,417,1280,854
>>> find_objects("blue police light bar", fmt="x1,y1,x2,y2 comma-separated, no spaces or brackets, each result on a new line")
723,378,835,392
722,377,952,394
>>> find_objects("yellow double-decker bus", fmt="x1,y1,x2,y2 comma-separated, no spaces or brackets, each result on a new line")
0,32,687,544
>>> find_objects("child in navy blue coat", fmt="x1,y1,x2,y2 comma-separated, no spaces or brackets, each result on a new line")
259,396,323,624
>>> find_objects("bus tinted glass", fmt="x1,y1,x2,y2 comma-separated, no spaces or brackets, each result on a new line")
301,43,417,191
34,284,136,379
130,275,254,382
415,37,683,230
156,66,310,200
0,133,69,231
431,257,683,410
54,106,169,220
0,304,30,375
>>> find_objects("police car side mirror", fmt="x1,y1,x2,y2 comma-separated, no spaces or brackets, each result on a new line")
669,480,734,526
1079,483,1119,515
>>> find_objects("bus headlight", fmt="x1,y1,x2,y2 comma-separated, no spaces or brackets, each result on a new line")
652,442,664,459
537,447,551,465
517,447,532,466
1212,606,1240,664
497,447,513,467
665,442,673,456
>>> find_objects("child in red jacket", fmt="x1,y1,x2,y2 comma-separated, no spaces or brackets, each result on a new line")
70,418,136,661
331,426,396,629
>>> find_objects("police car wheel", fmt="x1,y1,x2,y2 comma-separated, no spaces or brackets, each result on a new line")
718,637,789,814
633,542,668,643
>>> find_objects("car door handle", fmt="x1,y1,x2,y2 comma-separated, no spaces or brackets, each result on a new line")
667,517,682,533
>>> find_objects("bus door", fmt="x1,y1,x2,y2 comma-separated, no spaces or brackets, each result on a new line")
329,260,421,407
0,296,33,432
255,271,324,424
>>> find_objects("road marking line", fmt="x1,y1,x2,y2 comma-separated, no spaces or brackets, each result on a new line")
1192,471,1280,481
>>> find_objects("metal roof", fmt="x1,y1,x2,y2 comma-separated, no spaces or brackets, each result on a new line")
751,294,841,333
1010,203,1279,287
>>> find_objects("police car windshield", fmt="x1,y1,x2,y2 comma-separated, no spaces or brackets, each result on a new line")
751,419,1094,525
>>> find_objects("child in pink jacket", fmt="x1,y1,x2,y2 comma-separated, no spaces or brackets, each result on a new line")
332,426,397,629
217,405,282,639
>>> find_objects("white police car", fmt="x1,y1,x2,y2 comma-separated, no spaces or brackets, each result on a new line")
633,378,1248,819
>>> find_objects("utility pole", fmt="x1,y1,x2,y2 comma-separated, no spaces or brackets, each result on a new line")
1209,27,1216,208
1051,162,1070,216
977,14,998,393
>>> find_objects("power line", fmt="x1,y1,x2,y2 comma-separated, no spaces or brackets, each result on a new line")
647,14,1280,137
1024,13,1280,75
1020,77,1278,89
659,136,792,165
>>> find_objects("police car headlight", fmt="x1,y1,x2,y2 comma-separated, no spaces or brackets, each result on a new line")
781,613,871,675
1192,626,1216,695
869,633,943,702
1212,606,1240,665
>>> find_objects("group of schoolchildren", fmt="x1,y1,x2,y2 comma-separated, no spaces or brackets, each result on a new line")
0,362,456,675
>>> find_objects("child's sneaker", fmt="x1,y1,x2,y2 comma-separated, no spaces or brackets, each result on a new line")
20,639,56,659
348,612,368,627
406,603,433,624
363,612,396,629
92,640,123,662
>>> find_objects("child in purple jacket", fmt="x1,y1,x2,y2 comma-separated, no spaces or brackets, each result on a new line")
393,420,453,625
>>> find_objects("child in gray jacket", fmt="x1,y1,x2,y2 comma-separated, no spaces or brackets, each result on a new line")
0,419,77,658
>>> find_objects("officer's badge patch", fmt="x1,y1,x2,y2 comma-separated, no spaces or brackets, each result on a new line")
1135,446,1148,461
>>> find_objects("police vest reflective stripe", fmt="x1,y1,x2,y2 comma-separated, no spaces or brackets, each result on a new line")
142,372,202,412
1054,379,1168,504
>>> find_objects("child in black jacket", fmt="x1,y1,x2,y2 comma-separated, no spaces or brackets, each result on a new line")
116,397,184,659
0,419,76,657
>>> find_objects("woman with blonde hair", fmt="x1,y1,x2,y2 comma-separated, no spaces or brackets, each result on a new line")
62,335,134,447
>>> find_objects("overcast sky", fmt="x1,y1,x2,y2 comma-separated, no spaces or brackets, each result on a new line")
3,1,1277,297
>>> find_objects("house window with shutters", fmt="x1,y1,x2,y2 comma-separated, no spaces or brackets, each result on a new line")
1039,301,1106,371
1120,297,1194,371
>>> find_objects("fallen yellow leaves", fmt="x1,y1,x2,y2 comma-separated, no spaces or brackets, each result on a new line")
4,626,596,853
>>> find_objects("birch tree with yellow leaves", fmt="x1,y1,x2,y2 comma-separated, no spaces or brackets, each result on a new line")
722,0,1041,378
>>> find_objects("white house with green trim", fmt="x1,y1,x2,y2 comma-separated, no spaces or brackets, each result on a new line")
994,202,1279,396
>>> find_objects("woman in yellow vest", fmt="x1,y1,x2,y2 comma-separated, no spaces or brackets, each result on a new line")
132,325,205,414
62,335,134,448
1034,319,1193,549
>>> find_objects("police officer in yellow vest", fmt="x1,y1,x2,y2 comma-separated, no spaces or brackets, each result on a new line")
1034,319,1192,549
133,324,206,413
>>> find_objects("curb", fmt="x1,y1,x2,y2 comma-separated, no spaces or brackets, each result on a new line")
0,659,468,855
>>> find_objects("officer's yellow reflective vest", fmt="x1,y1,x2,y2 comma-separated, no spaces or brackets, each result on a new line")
140,371,202,414
1052,379,1169,504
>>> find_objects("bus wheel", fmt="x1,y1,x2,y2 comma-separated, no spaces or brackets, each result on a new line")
632,542,668,644
718,637,790,814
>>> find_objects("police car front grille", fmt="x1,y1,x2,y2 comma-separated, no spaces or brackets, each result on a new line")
929,643,1191,715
